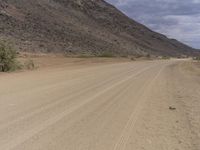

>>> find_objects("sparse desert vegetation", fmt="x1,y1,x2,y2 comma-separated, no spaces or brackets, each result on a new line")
98,52,115,58
0,40,36,72
193,56,200,61
24,59,35,70
161,56,171,59
0,40,21,72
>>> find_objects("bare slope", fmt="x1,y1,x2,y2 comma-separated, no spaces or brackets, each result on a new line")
0,0,198,56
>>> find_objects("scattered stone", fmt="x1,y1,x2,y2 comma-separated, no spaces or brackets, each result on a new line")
169,106,176,110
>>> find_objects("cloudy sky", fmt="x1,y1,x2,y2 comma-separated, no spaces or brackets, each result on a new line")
106,0,200,49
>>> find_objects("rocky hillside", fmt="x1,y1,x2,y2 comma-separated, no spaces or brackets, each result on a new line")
0,0,198,56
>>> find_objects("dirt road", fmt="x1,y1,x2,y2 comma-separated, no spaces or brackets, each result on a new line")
0,59,199,150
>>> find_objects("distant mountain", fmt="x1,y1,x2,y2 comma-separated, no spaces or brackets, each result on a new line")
0,0,199,56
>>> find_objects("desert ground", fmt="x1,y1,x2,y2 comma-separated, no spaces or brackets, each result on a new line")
0,57,199,150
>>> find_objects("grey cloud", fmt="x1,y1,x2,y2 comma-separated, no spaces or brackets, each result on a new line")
106,0,200,49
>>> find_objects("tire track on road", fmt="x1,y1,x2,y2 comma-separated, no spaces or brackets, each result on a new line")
1,64,155,150
113,64,166,150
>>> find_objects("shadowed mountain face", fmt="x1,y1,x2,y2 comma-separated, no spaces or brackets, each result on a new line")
0,0,198,56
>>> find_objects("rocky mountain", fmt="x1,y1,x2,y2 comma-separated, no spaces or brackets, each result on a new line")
0,0,199,56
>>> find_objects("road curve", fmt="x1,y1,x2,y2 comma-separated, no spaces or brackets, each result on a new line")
0,59,199,150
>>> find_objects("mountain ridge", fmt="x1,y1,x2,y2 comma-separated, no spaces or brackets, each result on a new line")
0,0,199,56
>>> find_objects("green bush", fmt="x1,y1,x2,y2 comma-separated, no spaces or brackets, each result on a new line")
193,57,200,61
162,56,170,60
130,57,136,61
98,52,114,57
135,54,143,58
24,59,35,70
146,54,151,58
0,41,20,72
77,54,93,58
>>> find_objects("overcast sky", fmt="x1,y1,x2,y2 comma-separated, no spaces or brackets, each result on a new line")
106,0,200,49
